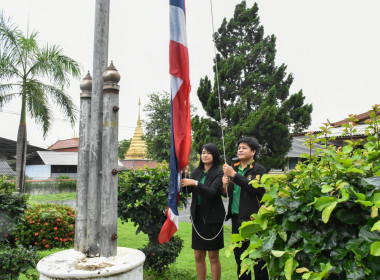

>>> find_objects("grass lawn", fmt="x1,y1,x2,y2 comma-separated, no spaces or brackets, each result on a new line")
21,195,237,279
28,192,77,204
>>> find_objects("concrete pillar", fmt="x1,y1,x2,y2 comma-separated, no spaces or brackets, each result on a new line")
87,0,110,257
75,72,92,253
100,62,120,257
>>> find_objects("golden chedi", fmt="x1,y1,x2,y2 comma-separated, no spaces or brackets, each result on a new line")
124,98,147,160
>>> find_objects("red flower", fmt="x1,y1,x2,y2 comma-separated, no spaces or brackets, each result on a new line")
35,233,39,236
44,222,49,226
55,237,58,240
57,218,61,222
54,227,58,231
45,244,50,248
34,242,38,245
15,238,17,241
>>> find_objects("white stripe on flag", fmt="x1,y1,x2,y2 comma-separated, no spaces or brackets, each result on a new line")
169,5,187,47
168,207,179,228
170,75,183,100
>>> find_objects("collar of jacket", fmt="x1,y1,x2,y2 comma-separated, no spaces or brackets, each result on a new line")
233,160,255,169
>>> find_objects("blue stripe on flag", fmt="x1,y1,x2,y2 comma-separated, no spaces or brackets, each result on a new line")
168,103,179,216
170,0,185,13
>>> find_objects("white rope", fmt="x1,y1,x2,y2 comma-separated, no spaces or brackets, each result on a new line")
186,0,229,242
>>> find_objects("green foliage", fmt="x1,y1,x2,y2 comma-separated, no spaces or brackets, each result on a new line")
0,178,38,279
0,12,82,192
142,91,173,162
118,138,131,159
141,235,184,272
0,178,29,242
0,244,39,280
118,163,188,271
56,179,77,192
234,106,380,279
15,203,76,250
192,1,312,170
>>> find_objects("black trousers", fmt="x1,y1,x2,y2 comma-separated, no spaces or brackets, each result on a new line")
232,215,269,280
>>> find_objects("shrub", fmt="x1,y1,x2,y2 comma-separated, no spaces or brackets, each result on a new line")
118,163,188,271
0,178,39,280
0,244,39,280
140,235,184,272
15,203,76,250
56,178,77,192
234,105,380,280
270,174,288,185
0,178,29,243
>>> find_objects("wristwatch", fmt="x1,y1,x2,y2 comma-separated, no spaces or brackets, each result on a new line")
194,180,199,187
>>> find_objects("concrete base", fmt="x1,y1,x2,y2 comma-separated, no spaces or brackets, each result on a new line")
37,247,145,279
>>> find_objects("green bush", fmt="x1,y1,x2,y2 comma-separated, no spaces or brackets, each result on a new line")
233,105,380,280
0,244,39,280
118,163,188,271
56,179,77,191
0,178,29,243
15,203,76,250
0,178,39,280
140,235,184,272
270,174,288,185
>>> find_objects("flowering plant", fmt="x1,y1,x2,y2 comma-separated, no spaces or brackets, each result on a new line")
15,203,76,250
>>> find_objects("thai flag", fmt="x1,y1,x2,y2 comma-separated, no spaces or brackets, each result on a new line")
158,0,191,244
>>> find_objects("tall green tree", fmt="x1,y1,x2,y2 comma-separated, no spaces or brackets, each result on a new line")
143,92,171,162
0,13,81,191
192,1,312,170
143,91,197,163
118,138,131,159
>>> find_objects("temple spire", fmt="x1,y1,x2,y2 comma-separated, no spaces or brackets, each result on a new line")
124,98,147,160
137,97,141,126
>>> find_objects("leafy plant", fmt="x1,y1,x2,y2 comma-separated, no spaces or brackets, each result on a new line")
141,235,184,272
118,163,188,271
15,203,76,250
0,178,39,280
0,178,29,242
0,244,39,280
232,105,380,279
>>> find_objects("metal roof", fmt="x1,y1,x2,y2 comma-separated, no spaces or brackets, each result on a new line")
37,151,78,165
0,137,48,156
0,161,16,175
37,151,124,167
287,137,322,158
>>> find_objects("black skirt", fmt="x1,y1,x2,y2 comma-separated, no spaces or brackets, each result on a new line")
191,208,224,251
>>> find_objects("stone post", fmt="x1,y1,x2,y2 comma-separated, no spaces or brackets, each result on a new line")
100,62,120,257
75,72,92,253
87,0,110,257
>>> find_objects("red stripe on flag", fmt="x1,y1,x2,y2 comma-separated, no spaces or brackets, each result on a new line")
172,82,191,171
158,207,178,244
169,40,190,83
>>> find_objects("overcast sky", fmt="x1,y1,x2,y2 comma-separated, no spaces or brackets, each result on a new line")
0,0,379,148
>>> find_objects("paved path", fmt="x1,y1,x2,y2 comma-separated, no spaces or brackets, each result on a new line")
48,198,230,224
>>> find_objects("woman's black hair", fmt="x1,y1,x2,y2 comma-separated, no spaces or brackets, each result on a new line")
198,143,221,170
238,137,260,160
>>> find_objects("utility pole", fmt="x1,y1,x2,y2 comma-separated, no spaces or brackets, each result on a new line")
87,0,110,257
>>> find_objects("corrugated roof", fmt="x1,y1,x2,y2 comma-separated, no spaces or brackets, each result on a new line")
38,151,78,165
0,161,16,175
48,138,78,150
37,151,124,167
310,124,370,138
0,137,48,156
287,137,321,158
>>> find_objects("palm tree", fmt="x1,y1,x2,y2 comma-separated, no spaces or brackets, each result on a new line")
0,13,82,192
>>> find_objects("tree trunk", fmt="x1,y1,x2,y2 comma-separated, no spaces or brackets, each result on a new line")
16,124,27,192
